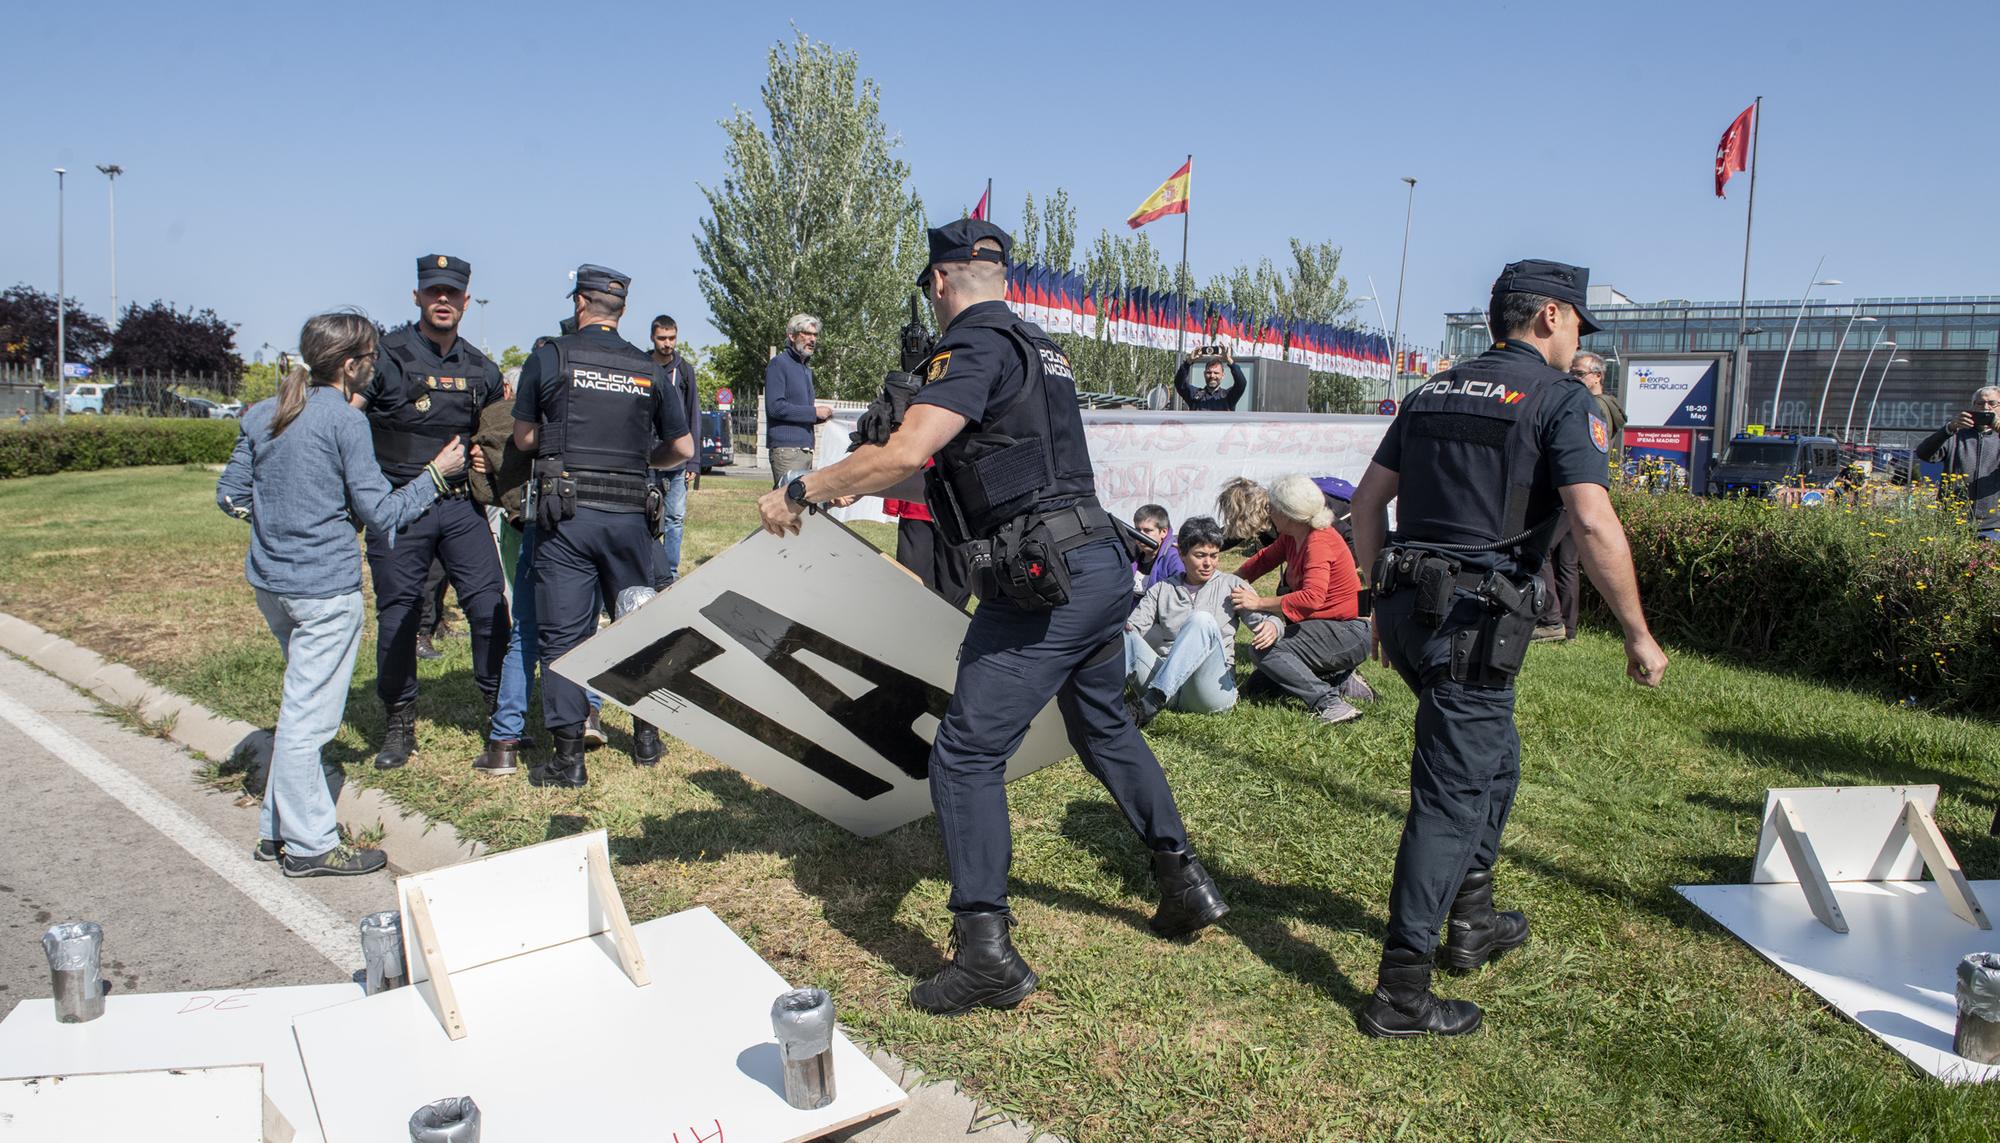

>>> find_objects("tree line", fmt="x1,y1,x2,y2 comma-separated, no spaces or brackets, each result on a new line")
0,285,245,391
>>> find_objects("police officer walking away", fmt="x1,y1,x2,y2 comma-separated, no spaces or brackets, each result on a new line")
1348,260,1668,1037
513,266,693,786
353,255,510,771
758,220,1229,1016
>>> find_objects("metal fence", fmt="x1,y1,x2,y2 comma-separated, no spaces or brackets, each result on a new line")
0,363,241,421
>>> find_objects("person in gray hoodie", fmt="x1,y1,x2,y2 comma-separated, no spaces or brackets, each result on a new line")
1125,515,1281,725
216,310,465,877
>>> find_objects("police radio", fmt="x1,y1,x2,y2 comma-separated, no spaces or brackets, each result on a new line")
899,294,934,373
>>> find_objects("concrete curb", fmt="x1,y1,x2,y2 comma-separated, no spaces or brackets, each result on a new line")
0,610,484,876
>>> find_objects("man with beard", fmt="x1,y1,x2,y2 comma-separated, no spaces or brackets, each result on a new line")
352,255,509,771
764,313,832,487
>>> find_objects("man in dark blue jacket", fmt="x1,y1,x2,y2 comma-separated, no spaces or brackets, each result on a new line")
764,313,831,486
1173,348,1248,411
648,315,701,586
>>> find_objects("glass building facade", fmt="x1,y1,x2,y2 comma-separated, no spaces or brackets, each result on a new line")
1443,293,2000,446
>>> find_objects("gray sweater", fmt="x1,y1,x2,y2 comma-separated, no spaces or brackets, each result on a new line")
1127,571,1279,668
215,386,440,597
1917,426,2000,530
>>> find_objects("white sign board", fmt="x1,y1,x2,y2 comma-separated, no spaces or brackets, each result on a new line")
1752,785,1938,884
1623,358,1720,429
0,982,358,1143
822,410,1390,527
0,1064,274,1141
292,908,908,1143
552,514,1074,837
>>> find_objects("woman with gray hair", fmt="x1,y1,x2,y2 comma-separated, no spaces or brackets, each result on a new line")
764,313,832,487
1229,473,1375,724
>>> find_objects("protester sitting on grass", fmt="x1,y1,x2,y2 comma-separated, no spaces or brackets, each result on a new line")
1125,515,1280,726
1230,474,1375,725
1131,502,1184,596
215,309,467,878
1217,476,1276,553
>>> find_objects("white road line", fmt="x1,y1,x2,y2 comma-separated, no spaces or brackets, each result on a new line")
0,688,362,974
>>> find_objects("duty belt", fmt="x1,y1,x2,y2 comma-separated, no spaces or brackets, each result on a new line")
1374,543,1544,631
1027,498,1119,554
571,468,649,512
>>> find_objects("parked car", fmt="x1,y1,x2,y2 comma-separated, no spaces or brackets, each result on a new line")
215,401,242,419
182,397,220,419
1706,433,1844,498
699,408,734,474
64,383,110,414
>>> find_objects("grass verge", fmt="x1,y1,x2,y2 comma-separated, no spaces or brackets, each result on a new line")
4,465,2000,1140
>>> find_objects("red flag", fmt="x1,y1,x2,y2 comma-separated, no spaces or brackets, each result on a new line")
1715,103,1754,198
970,185,990,221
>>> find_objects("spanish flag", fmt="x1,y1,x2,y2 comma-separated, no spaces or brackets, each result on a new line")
1126,158,1191,229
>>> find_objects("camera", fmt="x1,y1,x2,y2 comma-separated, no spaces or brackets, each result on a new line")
1193,345,1226,360
1977,411,1996,428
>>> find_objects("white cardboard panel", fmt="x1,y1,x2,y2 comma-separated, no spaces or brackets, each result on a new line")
1752,785,1939,883
293,907,906,1143
552,513,1074,836
1678,880,2000,1083
0,982,358,1143
0,1063,268,1140
396,831,613,985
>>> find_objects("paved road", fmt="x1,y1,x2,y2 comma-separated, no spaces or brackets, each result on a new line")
0,652,391,1006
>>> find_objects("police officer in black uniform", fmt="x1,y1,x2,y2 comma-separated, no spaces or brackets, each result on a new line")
354,254,510,771
1349,259,1668,1037
757,220,1229,1016
512,265,693,787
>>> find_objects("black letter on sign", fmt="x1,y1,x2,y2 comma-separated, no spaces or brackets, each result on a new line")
588,626,895,801
698,590,947,781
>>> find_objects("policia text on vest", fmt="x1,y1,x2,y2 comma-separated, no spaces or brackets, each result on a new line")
756,219,1228,1018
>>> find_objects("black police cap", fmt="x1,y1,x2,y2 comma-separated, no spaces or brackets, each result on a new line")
416,254,471,291
1491,259,1602,335
919,218,1011,287
567,264,631,298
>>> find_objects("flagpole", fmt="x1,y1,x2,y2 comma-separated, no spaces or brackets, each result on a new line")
1175,154,1191,405
1730,95,1761,437
986,177,993,223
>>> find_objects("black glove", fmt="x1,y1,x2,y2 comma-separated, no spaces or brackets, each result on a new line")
848,371,923,451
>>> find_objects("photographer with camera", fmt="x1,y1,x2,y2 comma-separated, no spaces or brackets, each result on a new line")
1918,387,2000,540
1173,346,1248,411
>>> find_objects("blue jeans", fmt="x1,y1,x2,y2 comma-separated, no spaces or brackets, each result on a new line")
653,470,688,587
254,589,363,858
490,524,597,742
1124,612,1237,714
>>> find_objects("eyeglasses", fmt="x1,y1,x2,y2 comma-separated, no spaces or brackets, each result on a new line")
1572,369,1604,378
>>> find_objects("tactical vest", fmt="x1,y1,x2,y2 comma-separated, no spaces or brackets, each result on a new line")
1389,343,1568,571
368,327,487,483
549,332,659,478
926,308,1095,542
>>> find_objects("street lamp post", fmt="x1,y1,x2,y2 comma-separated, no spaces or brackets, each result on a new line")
1861,357,1913,444
1767,256,1840,431
1812,310,1876,436
475,298,490,355
1841,338,1893,441
1390,176,1417,399
54,168,67,424
95,164,123,326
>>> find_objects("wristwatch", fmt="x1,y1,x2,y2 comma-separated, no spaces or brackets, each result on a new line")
785,475,812,510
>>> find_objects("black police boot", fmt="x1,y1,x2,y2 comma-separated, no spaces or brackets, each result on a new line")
631,720,663,767
1359,947,1483,1038
909,912,1039,1016
1149,848,1230,937
373,702,418,771
1442,869,1530,971
527,726,588,789
472,739,520,777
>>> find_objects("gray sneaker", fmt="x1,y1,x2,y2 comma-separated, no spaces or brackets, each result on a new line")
1314,698,1363,725
1340,672,1377,703
282,843,388,878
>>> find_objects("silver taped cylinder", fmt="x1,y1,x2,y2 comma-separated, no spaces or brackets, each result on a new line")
771,987,836,1110
1955,952,2000,1064
42,921,105,1024
361,911,408,996
409,1095,481,1142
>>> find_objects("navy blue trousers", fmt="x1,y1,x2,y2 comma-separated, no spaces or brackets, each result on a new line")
365,496,507,707
1374,589,1521,958
534,507,654,731
929,539,1190,915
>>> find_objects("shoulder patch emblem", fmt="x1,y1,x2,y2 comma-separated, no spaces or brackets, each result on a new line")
925,351,952,383
1588,413,1610,453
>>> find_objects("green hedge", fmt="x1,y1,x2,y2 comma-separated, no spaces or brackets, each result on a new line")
1609,487,2000,713
0,417,239,479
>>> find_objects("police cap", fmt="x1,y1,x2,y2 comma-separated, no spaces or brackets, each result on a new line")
416,254,471,291
567,264,631,298
919,218,1011,288
1491,259,1602,335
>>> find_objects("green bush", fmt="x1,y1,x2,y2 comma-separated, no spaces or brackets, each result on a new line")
1609,486,2000,713
0,417,239,479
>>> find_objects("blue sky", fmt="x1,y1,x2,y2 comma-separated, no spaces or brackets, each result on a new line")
5,0,1995,365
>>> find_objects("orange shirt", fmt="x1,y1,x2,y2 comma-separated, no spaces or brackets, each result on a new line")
1235,527,1360,622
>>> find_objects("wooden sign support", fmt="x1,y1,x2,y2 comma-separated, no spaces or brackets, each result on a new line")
1756,787,1991,935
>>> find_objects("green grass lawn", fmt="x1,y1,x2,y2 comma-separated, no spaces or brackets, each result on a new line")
5,465,2000,1141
